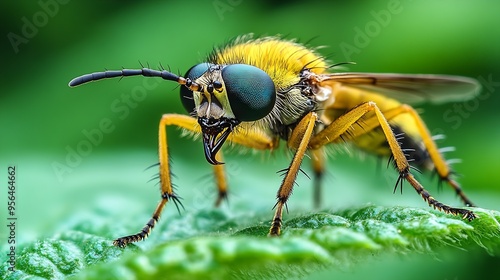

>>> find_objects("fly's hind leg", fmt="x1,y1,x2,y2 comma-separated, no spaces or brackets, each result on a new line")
309,102,476,221
355,104,475,207
311,148,325,209
213,152,228,207
394,105,475,207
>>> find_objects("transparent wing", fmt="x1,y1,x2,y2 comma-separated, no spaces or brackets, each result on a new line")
319,73,481,104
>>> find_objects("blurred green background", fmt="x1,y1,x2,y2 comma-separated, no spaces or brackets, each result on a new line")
1,0,499,278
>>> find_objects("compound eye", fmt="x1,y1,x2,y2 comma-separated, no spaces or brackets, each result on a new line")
180,63,213,113
222,64,276,121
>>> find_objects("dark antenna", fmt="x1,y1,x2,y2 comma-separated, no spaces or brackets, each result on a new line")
68,67,204,92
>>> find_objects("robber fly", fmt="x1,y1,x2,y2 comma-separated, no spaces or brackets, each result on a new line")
69,35,480,247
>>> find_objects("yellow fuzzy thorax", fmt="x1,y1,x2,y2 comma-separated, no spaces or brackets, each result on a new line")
211,36,328,91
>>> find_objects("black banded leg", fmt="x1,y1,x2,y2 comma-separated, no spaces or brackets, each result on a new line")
309,102,476,221
113,198,165,247
269,201,284,236
365,104,476,207
406,174,476,220
440,176,475,207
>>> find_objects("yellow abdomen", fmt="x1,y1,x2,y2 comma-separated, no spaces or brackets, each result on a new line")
325,84,424,158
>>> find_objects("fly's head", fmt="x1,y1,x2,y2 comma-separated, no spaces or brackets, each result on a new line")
180,63,276,164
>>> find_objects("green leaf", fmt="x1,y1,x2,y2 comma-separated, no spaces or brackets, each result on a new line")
2,205,499,280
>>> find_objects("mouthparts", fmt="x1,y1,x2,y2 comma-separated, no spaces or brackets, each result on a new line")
198,117,240,165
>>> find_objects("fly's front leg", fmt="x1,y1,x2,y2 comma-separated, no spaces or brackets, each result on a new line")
269,112,318,236
309,102,476,221
113,114,279,246
213,152,228,206
113,114,197,247
211,125,279,207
